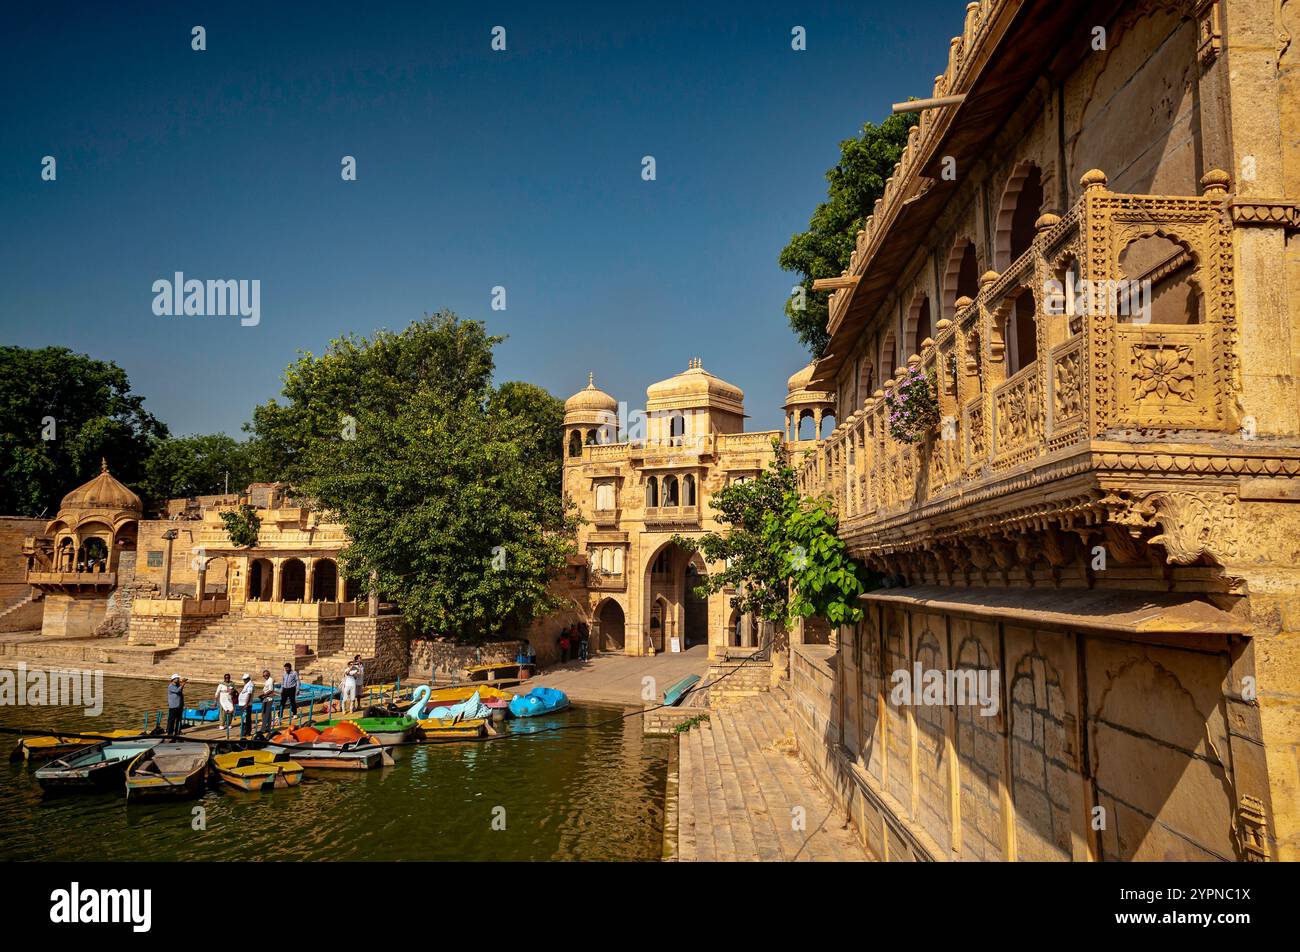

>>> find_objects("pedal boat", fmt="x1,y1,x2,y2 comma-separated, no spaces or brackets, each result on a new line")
266,724,390,770
212,749,304,791
414,716,488,742
310,716,415,746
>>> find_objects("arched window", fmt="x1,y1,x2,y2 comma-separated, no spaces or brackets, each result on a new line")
612,548,624,575
1118,235,1201,325
646,476,659,508
584,429,596,445
996,162,1044,270
682,474,696,506
944,238,980,321
1005,287,1038,376
880,332,898,383
797,410,816,441
663,474,680,506
905,293,933,357
669,413,686,446
568,430,582,457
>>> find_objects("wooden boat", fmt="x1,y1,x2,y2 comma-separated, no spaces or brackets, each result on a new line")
212,750,304,791
125,742,211,801
508,687,570,718
414,716,488,742
34,738,162,792
11,729,144,763
662,674,702,707
265,725,389,770
311,716,414,746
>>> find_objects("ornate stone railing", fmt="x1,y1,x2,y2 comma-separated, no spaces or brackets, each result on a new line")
801,172,1241,552
643,505,701,527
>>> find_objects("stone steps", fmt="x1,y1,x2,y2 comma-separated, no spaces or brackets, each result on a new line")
676,690,866,862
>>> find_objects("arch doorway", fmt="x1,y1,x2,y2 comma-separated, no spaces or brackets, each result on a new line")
312,558,338,602
598,600,626,652
280,558,306,602
684,560,709,648
248,558,273,601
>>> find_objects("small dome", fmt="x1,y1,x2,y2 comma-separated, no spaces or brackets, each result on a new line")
59,459,142,513
646,358,744,413
564,373,618,414
784,361,835,410
787,362,817,393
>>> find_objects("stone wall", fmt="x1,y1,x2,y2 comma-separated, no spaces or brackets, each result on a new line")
0,516,45,631
705,659,772,701
408,637,526,680
644,705,707,736
792,598,1267,862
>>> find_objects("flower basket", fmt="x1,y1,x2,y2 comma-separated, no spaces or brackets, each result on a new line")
885,366,940,444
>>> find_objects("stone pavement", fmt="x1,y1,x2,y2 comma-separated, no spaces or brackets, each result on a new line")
677,688,867,862
523,644,710,705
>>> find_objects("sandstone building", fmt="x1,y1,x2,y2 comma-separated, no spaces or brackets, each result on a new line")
791,0,1300,862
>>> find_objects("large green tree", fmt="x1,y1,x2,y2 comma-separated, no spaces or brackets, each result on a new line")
674,440,870,632
780,111,919,356
246,310,499,484
0,346,168,516
262,312,573,640
140,433,255,504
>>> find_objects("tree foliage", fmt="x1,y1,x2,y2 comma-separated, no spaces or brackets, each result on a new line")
779,111,919,356
141,433,254,505
269,312,573,641
674,439,869,631
0,346,168,516
220,504,262,548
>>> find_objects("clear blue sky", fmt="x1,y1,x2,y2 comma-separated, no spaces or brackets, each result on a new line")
1,0,960,438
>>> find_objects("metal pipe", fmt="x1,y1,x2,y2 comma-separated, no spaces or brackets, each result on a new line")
891,94,966,113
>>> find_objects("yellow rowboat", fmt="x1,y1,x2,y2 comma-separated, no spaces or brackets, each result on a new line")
414,717,488,742
125,742,211,801
11,729,143,763
213,750,304,791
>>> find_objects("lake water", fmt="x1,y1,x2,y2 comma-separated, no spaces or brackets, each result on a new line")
0,675,670,861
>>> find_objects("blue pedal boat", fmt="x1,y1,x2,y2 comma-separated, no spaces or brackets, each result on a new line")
662,674,701,707
508,687,570,718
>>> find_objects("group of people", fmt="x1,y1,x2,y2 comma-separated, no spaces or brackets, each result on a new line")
163,653,366,738
557,624,589,664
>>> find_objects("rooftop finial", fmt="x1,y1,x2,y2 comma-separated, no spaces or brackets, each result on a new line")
100,458,109,474
588,371,594,387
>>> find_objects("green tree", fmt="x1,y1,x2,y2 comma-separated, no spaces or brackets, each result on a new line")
779,111,919,356
260,311,574,640
246,310,499,484
306,386,576,641
220,504,262,548
674,439,869,631
0,346,168,516
141,433,254,505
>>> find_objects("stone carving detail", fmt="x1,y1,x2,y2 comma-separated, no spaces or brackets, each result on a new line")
1148,491,1237,565
1054,346,1085,422
1131,343,1195,402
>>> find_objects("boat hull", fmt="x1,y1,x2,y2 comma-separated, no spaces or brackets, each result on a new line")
125,743,211,802
264,743,384,770
35,739,162,793
213,751,304,791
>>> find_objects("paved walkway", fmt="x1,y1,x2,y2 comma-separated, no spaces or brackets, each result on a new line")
524,645,710,706
677,689,867,862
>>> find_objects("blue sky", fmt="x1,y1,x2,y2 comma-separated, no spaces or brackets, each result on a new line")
1,0,960,437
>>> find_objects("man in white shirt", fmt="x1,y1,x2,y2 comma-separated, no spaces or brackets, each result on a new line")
238,674,255,738
259,668,277,734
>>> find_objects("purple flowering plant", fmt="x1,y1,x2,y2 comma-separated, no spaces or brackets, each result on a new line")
884,365,940,444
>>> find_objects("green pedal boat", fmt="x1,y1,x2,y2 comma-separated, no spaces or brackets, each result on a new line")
311,716,415,746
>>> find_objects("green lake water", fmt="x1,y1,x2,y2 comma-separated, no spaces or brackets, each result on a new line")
0,676,670,861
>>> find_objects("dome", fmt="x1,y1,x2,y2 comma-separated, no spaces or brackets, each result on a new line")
646,358,744,414
564,373,618,415
59,459,142,513
784,361,835,410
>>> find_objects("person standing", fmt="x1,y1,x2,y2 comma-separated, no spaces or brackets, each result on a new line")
352,654,365,703
341,659,360,714
578,626,589,662
259,668,277,734
216,674,236,733
281,663,299,724
165,674,187,738
237,674,255,739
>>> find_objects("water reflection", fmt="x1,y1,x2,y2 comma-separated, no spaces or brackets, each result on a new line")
1,676,669,861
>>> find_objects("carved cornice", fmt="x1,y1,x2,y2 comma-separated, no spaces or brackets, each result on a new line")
1229,199,1300,230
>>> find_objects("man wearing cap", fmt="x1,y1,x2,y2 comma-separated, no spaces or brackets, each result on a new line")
237,673,256,739
166,674,187,738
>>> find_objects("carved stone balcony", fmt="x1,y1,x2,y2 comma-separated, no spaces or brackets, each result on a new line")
800,172,1300,583
643,505,701,529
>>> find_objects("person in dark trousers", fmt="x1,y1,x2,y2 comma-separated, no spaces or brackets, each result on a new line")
165,674,187,737
237,674,255,739
281,663,299,724
577,626,589,662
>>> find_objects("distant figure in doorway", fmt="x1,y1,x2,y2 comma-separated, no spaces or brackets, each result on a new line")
238,674,255,738
215,674,236,732
166,674,187,738
577,625,589,662
281,663,299,724
558,629,571,664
